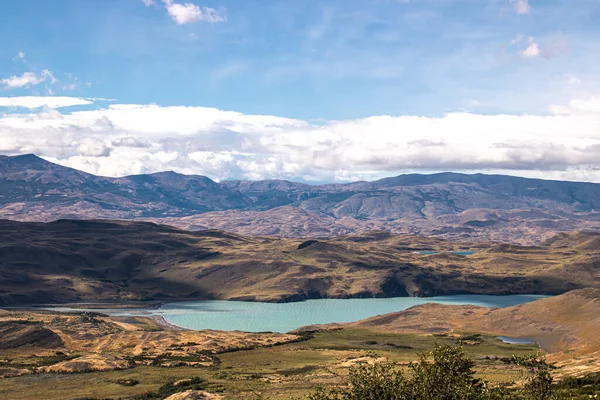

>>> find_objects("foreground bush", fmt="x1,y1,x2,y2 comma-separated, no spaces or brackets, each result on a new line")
305,344,565,400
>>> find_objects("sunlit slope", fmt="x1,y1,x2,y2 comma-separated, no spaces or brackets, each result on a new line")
0,219,599,305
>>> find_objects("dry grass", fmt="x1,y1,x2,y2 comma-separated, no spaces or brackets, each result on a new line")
0,326,541,400
0,309,300,376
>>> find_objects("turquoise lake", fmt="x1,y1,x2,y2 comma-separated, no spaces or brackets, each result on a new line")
47,294,547,333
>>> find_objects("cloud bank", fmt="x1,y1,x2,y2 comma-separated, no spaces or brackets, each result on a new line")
1,97,600,182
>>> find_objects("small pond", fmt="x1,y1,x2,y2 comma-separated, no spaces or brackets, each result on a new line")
497,336,538,345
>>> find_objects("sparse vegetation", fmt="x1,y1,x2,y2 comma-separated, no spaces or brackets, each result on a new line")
304,344,567,400
555,372,600,398
132,377,207,399
0,328,547,400
115,378,139,386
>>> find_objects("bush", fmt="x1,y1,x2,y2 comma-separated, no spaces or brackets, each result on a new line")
305,344,564,400
115,378,139,386
132,377,206,399
513,354,557,400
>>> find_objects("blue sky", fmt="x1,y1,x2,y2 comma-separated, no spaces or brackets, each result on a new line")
1,0,600,182
2,0,599,119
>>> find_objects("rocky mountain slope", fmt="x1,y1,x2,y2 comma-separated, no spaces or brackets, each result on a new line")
0,219,598,305
0,154,251,218
2,154,600,244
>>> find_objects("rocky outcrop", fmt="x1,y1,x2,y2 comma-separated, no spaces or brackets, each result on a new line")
163,390,223,400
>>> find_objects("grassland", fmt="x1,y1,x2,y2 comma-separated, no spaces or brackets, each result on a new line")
0,328,541,400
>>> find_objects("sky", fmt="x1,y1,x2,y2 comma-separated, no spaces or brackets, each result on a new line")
1,0,600,183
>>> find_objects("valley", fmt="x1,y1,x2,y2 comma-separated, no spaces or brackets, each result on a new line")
1,290,600,399
1,217,599,398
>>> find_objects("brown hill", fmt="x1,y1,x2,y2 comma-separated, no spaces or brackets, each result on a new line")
0,219,599,305
0,309,299,378
298,289,600,377
347,289,600,353
0,322,64,350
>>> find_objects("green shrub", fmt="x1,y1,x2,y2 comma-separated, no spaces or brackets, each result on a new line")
132,377,206,399
512,354,557,400
305,344,564,400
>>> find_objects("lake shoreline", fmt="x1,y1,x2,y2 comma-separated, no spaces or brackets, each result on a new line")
10,294,549,334
0,290,564,310
148,315,190,331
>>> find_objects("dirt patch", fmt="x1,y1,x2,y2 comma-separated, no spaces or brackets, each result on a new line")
0,367,32,378
40,354,131,373
337,355,387,368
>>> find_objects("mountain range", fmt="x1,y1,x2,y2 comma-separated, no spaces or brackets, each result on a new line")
2,154,600,244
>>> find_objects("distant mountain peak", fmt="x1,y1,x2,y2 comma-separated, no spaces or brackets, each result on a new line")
0,154,59,173
149,170,184,177
2,153,48,164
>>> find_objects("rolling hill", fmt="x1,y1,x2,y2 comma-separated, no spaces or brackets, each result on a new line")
0,219,599,305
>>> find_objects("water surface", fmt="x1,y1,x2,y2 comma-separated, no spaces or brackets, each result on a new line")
497,336,538,345
45,294,547,333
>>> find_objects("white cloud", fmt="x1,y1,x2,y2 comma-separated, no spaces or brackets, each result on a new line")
521,42,540,58
17,51,25,60
549,96,600,115
1,70,55,89
75,138,112,157
2,96,600,182
162,0,226,24
62,83,78,91
141,0,155,6
0,96,93,109
510,0,530,15
112,136,149,148
509,35,555,59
